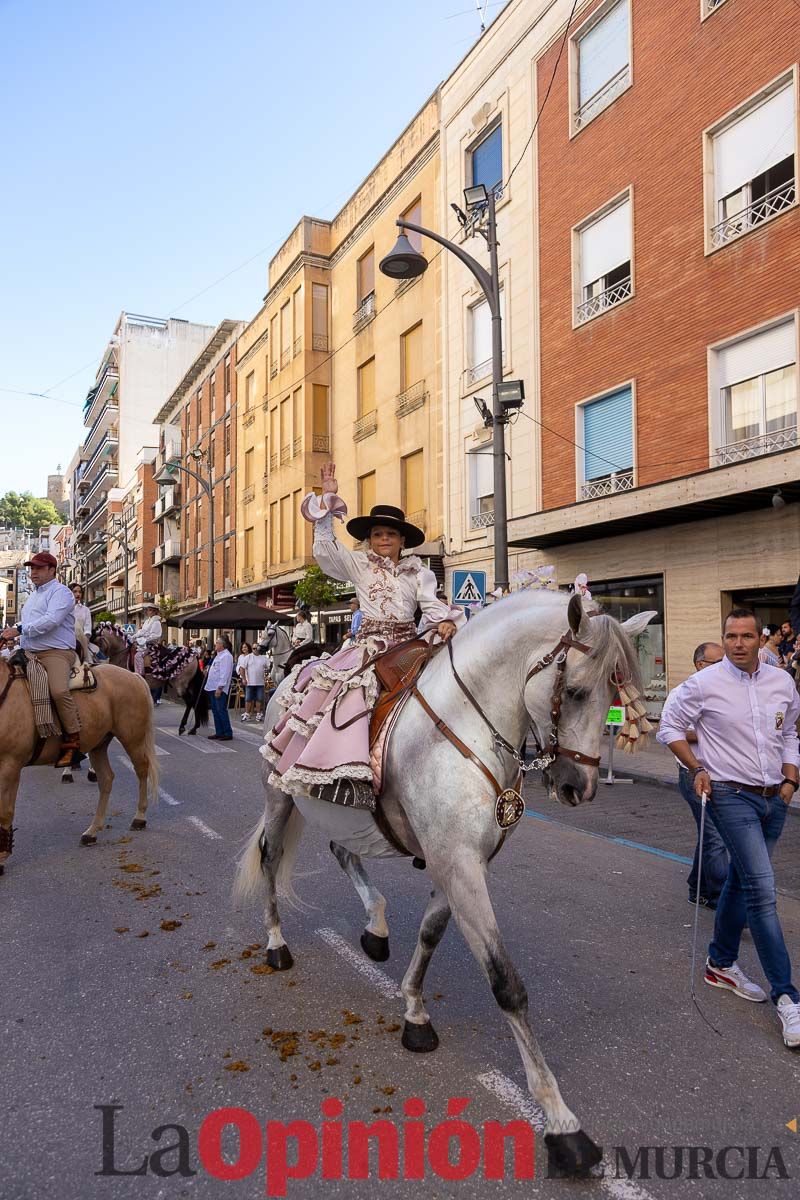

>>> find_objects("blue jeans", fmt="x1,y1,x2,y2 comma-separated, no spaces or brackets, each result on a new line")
678,767,729,900
208,691,232,738
707,783,798,1004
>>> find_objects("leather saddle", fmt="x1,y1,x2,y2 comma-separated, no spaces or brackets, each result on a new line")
370,638,440,760
9,648,96,692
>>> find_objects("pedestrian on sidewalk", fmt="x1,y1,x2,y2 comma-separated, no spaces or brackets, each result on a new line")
657,607,800,1049
242,644,267,723
204,636,234,740
661,640,729,909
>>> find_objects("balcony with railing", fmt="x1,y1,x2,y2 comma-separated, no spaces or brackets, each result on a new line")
463,353,507,390
242,484,255,504
576,276,632,324
396,380,427,418
155,437,182,474
579,470,635,501
107,555,125,584
312,434,330,453
353,292,376,333
243,410,256,428
270,362,278,379
293,336,303,357
153,484,180,522
280,443,290,464
262,473,269,493
270,452,278,471
574,64,630,131
83,427,119,479
280,348,291,370
470,509,495,530
83,461,118,507
154,539,182,566
83,359,119,427
710,179,796,249
353,411,378,441
292,437,302,457
83,401,120,457
714,424,797,465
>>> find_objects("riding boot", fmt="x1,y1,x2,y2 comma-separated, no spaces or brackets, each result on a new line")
55,733,81,767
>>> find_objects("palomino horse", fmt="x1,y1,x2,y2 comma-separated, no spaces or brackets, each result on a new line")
235,589,654,1176
94,625,209,735
0,660,159,875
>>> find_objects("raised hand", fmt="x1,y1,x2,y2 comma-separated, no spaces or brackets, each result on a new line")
320,462,338,495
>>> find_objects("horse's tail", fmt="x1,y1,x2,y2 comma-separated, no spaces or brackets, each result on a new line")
233,805,307,909
193,678,210,728
141,699,160,801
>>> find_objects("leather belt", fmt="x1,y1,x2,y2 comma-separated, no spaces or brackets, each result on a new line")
717,780,780,797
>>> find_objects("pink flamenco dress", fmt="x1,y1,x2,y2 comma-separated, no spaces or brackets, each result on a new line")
260,492,465,808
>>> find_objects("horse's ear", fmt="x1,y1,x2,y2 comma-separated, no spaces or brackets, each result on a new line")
567,592,589,637
621,610,657,636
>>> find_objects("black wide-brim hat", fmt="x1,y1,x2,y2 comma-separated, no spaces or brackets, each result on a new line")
346,504,425,549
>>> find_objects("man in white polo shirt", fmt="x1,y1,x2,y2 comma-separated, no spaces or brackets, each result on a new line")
658,607,800,1049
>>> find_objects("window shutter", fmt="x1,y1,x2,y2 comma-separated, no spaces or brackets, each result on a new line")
717,320,796,387
469,449,494,505
470,298,492,367
403,324,423,388
312,385,328,436
358,358,375,415
583,387,633,480
358,472,376,515
580,200,631,285
403,451,425,515
578,1,629,106
714,84,795,199
312,285,328,338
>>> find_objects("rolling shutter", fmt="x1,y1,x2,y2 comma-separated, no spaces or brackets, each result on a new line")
717,320,795,387
714,84,795,200
578,1,629,107
583,386,633,480
580,199,631,286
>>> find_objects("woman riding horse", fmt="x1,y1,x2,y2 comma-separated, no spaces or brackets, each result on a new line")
263,462,464,808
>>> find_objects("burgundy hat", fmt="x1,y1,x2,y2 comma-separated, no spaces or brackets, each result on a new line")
24,552,58,569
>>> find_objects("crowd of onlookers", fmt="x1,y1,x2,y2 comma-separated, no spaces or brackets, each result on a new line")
758,618,800,683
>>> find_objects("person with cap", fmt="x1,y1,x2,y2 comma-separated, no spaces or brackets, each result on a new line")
134,603,163,676
0,551,81,766
262,462,465,808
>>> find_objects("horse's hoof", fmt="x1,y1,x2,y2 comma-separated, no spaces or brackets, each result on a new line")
80,834,97,846
545,1131,603,1178
87,770,97,783
130,819,147,831
61,774,74,784
266,945,294,971
360,930,390,962
187,729,196,737
0,863,4,876
401,1020,439,1053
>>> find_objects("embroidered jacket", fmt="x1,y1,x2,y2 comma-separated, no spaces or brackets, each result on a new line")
302,492,464,635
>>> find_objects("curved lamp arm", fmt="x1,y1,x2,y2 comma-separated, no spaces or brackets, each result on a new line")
397,219,498,316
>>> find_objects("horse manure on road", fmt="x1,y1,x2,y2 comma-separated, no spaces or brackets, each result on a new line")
114,927,129,934
202,941,217,950
159,919,182,931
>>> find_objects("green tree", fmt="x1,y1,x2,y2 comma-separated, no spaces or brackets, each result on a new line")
0,491,62,529
294,565,338,635
158,594,178,624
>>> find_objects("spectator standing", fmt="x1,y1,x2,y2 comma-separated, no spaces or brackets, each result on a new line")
777,621,795,662
348,598,363,646
759,627,783,667
204,636,234,740
236,642,251,703
242,645,267,723
661,641,729,908
657,607,800,1049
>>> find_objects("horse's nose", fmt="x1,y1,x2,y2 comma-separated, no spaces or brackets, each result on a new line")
580,771,598,803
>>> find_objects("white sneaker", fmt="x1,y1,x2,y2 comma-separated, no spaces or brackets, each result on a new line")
255,714,264,723
241,713,250,722
776,995,800,1048
704,958,767,1002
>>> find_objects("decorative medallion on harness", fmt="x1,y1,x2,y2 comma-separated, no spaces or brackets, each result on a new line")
495,788,525,829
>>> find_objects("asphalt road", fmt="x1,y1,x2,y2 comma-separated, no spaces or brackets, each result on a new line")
3,700,800,1199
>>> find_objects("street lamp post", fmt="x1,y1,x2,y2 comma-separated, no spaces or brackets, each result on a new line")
379,185,512,592
154,448,215,644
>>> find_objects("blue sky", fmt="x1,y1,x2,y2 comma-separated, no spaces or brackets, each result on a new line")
0,0,505,499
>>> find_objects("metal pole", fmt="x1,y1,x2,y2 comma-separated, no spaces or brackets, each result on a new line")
207,450,215,605
486,191,508,593
122,527,129,627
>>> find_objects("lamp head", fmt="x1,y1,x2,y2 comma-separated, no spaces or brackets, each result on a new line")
464,183,489,210
379,232,428,281
154,461,179,485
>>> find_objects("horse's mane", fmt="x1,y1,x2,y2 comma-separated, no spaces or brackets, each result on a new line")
455,589,643,691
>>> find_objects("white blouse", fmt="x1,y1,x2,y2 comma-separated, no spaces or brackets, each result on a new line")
306,494,464,634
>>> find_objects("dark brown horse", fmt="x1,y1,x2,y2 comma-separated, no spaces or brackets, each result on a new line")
94,625,209,735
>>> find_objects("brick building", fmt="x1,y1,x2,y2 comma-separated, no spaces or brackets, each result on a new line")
154,321,244,622
504,0,800,701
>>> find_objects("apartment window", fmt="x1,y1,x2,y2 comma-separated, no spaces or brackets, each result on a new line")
575,195,632,324
244,448,254,488
578,386,634,500
280,495,292,561
224,354,231,397
292,388,302,455
401,198,423,252
223,479,231,520
270,501,279,563
270,315,278,376
468,448,494,530
243,527,254,569
209,372,216,419
470,123,502,194
312,284,329,351
401,450,425,526
292,288,302,356
357,358,376,416
713,319,797,463
358,248,375,304
401,323,423,391
709,79,796,250
573,0,631,131
312,384,329,453
224,419,231,457
245,371,255,412
222,540,230,586
270,406,279,468
280,301,291,368
279,398,290,462
293,489,302,557
465,290,505,387
358,472,376,520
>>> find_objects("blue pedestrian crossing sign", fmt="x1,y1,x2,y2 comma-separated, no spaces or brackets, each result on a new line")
122,623,136,636
452,569,487,606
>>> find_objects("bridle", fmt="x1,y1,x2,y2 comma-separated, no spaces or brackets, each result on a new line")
443,629,602,774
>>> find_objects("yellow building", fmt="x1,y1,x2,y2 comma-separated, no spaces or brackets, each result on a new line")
235,93,443,609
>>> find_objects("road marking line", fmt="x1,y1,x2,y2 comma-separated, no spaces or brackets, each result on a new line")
187,816,222,840
316,928,401,999
478,1070,655,1200
524,807,692,866
119,760,179,805
157,727,237,753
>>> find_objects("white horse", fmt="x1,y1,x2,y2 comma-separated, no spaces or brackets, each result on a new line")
235,589,654,1176
262,622,294,683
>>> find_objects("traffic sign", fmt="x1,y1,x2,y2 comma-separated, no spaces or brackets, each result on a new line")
452,569,486,606
606,705,624,726
122,623,136,636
